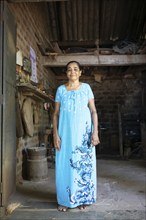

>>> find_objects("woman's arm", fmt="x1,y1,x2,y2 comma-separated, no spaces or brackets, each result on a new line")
53,102,61,151
88,99,100,146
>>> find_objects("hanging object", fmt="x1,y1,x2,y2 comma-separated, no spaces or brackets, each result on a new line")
22,98,34,137
16,49,23,66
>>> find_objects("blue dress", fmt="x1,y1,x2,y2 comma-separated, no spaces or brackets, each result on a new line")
55,83,97,208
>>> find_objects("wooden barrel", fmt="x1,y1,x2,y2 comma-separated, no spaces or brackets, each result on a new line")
27,147,49,181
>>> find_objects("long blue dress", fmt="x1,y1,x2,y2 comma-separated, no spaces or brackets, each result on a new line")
55,83,97,208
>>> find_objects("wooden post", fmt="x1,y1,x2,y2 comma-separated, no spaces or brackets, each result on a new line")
118,104,123,157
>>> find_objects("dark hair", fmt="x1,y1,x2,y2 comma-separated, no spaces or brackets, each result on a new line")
66,61,82,71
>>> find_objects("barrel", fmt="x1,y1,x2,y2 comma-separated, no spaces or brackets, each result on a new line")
27,147,49,181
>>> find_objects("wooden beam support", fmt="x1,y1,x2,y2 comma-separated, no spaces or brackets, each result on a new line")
43,54,146,67
56,75,94,80
8,0,69,3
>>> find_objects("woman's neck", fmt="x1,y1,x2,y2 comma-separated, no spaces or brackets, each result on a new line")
65,80,81,91
67,80,80,87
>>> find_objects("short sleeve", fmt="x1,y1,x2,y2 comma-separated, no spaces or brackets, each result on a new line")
55,87,61,102
87,84,94,100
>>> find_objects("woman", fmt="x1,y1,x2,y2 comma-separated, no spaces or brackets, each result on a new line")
53,61,100,212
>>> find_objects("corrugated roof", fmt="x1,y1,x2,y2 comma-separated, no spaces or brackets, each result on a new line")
47,0,146,49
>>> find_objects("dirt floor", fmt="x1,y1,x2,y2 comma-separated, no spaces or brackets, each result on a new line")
2,159,146,220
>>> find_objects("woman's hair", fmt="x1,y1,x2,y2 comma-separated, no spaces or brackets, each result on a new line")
66,61,82,71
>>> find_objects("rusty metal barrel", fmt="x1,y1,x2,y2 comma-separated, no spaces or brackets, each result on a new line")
27,147,49,181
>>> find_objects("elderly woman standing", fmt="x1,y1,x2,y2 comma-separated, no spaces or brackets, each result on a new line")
53,61,100,211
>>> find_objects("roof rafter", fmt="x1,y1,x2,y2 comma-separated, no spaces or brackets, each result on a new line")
43,54,146,67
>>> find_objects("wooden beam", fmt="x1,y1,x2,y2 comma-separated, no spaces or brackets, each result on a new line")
43,54,146,67
56,75,94,80
8,0,69,2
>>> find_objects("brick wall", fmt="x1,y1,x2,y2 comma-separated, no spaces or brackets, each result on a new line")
8,2,56,183
91,76,142,156
141,71,146,159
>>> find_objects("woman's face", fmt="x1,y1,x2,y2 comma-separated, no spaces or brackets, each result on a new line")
66,62,82,81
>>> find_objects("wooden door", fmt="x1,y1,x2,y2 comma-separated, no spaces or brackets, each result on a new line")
0,1,3,209
0,1,16,211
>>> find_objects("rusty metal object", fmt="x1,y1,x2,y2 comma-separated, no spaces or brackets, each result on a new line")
27,147,49,181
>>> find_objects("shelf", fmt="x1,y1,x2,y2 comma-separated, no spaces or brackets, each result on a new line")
16,83,54,102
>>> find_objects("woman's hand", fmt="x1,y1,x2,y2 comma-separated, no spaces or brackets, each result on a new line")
53,134,61,151
53,102,60,151
91,132,100,146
